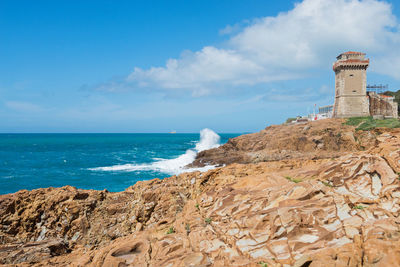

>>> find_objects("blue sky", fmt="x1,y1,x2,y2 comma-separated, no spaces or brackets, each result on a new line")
1,0,400,133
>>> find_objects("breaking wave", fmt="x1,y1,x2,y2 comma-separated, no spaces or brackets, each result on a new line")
89,128,220,175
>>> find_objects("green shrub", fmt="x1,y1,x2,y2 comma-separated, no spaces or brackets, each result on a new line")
285,117,297,124
345,117,400,131
285,176,302,183
166,227,175,234
321,181,333,187
344,116,372,126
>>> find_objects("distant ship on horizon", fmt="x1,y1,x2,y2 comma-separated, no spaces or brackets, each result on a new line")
169,130,177,134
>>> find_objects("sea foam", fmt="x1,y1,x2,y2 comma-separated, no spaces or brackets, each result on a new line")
90,128,220,175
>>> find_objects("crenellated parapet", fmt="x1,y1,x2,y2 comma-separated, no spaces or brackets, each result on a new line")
333,59,369,72
333,51,369,72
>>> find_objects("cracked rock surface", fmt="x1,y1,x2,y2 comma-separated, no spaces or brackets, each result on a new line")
1,120,400,266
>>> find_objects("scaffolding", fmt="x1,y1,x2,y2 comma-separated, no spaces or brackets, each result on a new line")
366,84,388,94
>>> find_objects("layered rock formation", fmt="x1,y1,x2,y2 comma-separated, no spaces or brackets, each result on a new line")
191,119,377,167
1,119,400,266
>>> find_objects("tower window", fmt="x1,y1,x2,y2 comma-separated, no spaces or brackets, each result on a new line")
349,74,354,77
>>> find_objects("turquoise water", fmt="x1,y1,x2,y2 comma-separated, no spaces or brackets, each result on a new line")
0,131,239,195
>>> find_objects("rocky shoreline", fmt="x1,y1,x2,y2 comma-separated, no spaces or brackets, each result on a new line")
190,119,378,167
1,119,400,266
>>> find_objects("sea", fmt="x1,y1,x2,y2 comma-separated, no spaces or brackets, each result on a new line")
0,129,239,195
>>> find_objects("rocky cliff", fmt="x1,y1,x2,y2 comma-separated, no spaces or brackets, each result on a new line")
191,119,377,167
1,119,400,266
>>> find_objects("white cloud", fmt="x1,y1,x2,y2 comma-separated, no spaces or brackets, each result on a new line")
219,20,250,35
128,46,271,96
123,0,400,95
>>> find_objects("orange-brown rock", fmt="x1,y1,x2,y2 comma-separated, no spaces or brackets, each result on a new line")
191,118,378,167
1,119,400,266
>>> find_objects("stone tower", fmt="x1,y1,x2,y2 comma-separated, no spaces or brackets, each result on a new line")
333,51,370,118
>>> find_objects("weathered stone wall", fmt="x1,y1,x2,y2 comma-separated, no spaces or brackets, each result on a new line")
335,94,369,118
394,101,399,118
369,92,399,118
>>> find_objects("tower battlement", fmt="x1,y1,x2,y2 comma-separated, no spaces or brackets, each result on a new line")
333,52,369,72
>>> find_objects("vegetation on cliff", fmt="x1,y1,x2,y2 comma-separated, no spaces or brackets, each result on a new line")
345,116,400,131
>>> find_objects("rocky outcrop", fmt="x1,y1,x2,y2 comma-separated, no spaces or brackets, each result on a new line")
191,119,378,167
1,120,400,266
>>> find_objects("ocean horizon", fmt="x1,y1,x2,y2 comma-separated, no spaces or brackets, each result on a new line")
0,130,240,195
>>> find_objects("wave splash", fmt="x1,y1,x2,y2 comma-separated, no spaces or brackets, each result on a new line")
90,128,220,175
